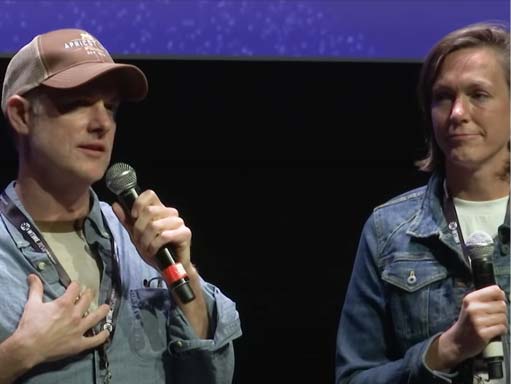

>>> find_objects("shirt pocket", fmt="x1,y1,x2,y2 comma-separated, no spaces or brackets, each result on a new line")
381,253,453,353
22,250,60,285
128,288,171,360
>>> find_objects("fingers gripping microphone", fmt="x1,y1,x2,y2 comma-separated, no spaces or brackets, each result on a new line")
105,163,195,303
466,231,503,380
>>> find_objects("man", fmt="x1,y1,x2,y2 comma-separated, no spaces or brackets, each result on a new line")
336,22,509,383
0,28,241,383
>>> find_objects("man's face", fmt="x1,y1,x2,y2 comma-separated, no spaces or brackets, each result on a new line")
22,77,119,186
431,47,510,174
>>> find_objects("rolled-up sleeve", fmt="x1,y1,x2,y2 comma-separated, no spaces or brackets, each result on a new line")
167,281,242,384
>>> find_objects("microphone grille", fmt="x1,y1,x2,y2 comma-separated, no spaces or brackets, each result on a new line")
465,230,494,261
105,162,137,195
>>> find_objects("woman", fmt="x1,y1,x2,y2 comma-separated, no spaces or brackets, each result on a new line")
336,22,509,384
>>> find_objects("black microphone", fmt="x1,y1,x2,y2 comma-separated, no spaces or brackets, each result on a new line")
105,162,195,304
465,230,503,380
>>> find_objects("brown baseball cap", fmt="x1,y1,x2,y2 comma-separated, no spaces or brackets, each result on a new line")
1,28,148,114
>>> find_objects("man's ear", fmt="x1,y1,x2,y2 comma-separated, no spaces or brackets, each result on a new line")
6,95,32,136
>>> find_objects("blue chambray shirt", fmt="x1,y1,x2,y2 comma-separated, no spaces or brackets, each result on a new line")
336,172,510,384
0,182,242,383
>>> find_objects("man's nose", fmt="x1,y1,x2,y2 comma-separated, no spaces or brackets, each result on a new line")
88,100,115,133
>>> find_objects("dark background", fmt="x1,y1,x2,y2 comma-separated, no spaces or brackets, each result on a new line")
0,57,431,383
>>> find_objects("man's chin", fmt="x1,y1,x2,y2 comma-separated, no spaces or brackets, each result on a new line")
71,166,109,188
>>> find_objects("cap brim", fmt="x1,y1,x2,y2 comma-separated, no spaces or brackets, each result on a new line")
41,62,148,102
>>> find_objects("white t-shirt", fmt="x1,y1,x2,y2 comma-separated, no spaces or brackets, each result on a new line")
453,195,508,242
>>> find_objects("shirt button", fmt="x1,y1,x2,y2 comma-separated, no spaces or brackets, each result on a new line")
36,261,47,271
176,341,183,348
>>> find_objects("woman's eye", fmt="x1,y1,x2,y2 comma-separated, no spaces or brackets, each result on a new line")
432,91,452,104
472,91,489,101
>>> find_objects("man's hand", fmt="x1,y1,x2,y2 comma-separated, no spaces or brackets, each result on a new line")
112,189,210,339
0,275,110,383
112,189,192,271
426,285,508,371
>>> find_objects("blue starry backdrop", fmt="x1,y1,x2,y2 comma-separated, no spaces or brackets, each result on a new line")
0,1,507,60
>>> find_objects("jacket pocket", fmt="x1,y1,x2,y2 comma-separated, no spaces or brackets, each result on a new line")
381,253,455,353
382,254,447,292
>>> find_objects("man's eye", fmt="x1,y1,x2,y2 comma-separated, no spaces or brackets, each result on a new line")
105,103,118,112
57,100,88,112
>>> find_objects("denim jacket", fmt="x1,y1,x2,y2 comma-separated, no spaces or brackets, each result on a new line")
0,182,242,384
335,172,510,384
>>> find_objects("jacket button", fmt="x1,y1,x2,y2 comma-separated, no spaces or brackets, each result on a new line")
407,270,417,285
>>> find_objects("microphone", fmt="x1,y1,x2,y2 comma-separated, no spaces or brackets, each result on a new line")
105,162,195,304
465,230,503,380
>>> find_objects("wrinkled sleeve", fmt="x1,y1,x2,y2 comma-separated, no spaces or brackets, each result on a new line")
335,215,455,384
167,280,242,384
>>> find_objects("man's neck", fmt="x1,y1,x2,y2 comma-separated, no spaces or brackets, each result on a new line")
445,165,509,201
15,176,91,222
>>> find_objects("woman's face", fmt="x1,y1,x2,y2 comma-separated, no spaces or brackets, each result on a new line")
431,47,510,175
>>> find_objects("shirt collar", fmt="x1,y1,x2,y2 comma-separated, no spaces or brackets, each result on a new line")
85,189,111,240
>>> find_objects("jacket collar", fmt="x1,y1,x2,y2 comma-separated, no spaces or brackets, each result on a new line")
407,171,446,239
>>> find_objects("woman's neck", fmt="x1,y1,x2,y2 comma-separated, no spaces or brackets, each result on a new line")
445,165,509,201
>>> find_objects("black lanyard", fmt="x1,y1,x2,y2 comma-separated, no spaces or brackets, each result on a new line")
443,192,472,267
0,193,73,286
0,191,120,383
